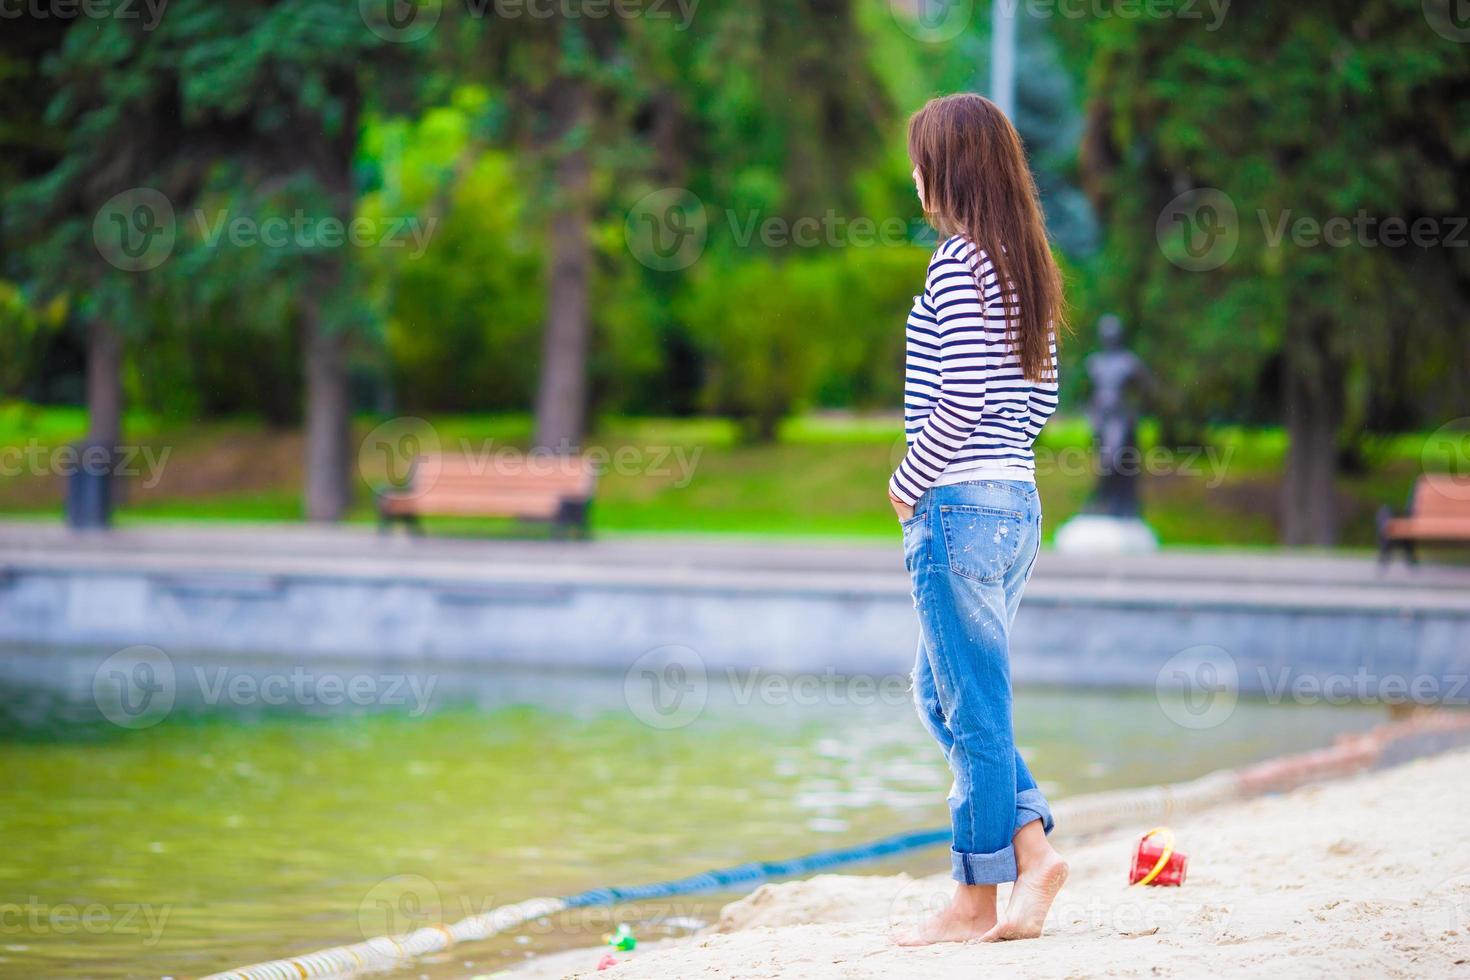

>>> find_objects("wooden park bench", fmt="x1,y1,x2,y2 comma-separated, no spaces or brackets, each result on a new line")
1377,473,1470,565
376,453,596,538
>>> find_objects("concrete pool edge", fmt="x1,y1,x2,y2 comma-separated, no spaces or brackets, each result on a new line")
2,523,1469,698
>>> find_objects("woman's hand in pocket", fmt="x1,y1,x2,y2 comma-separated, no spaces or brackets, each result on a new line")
889,491,914,523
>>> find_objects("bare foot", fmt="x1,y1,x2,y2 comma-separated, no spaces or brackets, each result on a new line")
894,900,999,946
982,851,1068,941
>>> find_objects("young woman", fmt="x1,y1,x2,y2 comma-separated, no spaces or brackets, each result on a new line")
888,93,1068,945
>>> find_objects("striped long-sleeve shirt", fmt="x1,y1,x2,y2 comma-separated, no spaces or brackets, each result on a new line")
888,235,1059,507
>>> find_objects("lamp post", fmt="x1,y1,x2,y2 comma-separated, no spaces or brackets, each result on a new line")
990,0,1017,120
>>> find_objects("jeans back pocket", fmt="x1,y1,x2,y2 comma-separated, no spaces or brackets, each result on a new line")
939,504,1026,584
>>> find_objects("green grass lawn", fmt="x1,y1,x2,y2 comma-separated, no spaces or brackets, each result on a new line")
0,401,1445,548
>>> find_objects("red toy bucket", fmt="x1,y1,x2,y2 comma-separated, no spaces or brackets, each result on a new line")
1129,827,1187,886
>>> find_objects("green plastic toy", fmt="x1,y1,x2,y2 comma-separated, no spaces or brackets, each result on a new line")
605,924,636,951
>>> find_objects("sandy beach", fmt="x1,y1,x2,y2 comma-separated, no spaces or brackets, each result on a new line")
536,748,1470,979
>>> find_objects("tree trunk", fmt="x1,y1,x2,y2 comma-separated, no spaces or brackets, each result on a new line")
85,317,123,448
1280,344,1342,547
303,280,352,522
533,82,592,453
296,68,360,523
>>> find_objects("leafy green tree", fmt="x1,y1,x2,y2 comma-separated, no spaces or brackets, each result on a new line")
679,244,926,440
0,284,65,400
440,0,891,446
3,11,195,452
1081,1,1470,544
7,2,401,519
359,91,544,412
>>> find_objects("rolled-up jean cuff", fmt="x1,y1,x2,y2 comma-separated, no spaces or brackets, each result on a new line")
1015,788,1054,836
951,845,1018,885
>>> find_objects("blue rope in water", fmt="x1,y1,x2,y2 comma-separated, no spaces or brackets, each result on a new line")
561,826,951,909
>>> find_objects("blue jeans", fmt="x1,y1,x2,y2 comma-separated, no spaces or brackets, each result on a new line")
900,479,1054,885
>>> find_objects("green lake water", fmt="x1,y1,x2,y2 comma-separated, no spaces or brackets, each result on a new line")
0,646,1385,979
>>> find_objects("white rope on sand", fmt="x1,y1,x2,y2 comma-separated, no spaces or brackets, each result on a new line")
200,897,567,980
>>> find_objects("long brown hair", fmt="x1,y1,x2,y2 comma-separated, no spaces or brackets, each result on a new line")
908,93,1064,382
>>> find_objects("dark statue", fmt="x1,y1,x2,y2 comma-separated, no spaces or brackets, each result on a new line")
1083,314,1151,518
